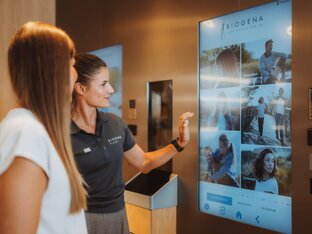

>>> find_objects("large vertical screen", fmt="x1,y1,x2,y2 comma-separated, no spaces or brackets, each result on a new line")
198,1,292,233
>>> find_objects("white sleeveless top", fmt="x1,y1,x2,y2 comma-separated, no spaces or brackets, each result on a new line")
0,108,87,234
255,177,278,194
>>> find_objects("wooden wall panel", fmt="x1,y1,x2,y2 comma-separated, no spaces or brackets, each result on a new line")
0,0,55,120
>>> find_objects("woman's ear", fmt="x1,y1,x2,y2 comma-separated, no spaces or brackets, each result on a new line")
74,82,86,95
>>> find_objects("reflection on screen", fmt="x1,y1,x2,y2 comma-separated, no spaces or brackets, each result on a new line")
198,1,292,233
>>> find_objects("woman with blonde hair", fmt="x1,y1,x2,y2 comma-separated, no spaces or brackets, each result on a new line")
0,22,87,234
208,134,239,187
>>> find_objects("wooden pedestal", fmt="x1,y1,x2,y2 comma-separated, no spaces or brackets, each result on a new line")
126,203,176,234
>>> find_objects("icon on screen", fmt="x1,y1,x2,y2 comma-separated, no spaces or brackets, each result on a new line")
255,216,260,224
236,211,242,219
219,206,225,216
204,203,210,210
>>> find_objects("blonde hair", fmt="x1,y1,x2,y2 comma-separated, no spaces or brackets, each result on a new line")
8,21,86,213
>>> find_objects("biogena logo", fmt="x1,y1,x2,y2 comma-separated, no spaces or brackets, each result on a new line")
223,16,264,30
221,16,264,40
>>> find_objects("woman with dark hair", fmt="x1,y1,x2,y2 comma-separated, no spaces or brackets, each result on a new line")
254,148,278,194
0,22,87,233
71,53,193,234
214,48,240,88
207,134,239,187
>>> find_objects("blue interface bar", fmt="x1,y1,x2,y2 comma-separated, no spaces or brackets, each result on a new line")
207,193,233,206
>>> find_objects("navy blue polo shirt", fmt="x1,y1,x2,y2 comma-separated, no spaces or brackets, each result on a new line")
71,111,136,213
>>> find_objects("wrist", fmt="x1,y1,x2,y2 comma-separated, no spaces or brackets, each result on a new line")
177,138,186,148
171,138,184,152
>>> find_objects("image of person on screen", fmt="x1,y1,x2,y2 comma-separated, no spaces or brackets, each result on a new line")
256,97,268,141
254,148,278,194
203,146,214,180
207,134,239,187
214,48,240,88
208,92,238,131
273,87,289,146
259,39,287,84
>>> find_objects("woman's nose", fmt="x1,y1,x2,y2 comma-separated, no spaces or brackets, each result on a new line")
109,84,115,94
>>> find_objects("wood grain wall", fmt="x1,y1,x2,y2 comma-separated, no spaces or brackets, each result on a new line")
0,0,55,120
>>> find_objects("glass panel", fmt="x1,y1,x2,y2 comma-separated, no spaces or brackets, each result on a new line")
148,80,173,172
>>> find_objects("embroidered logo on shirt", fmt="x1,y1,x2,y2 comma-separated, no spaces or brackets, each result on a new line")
107,136,122,145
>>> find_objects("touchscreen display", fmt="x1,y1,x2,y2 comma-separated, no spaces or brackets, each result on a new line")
198,1,292,233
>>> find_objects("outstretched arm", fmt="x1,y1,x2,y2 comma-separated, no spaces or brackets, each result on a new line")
272,51,287,59
124,112,194,173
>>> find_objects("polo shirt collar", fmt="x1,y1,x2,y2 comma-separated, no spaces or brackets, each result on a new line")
71,109,109,135
71,120,80,134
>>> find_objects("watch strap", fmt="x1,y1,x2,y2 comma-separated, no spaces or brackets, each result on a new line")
171,138,184,152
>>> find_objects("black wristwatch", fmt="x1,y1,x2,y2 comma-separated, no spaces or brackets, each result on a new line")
171,138,184,152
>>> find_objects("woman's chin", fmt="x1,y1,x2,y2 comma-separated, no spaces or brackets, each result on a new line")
99,103,110,108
